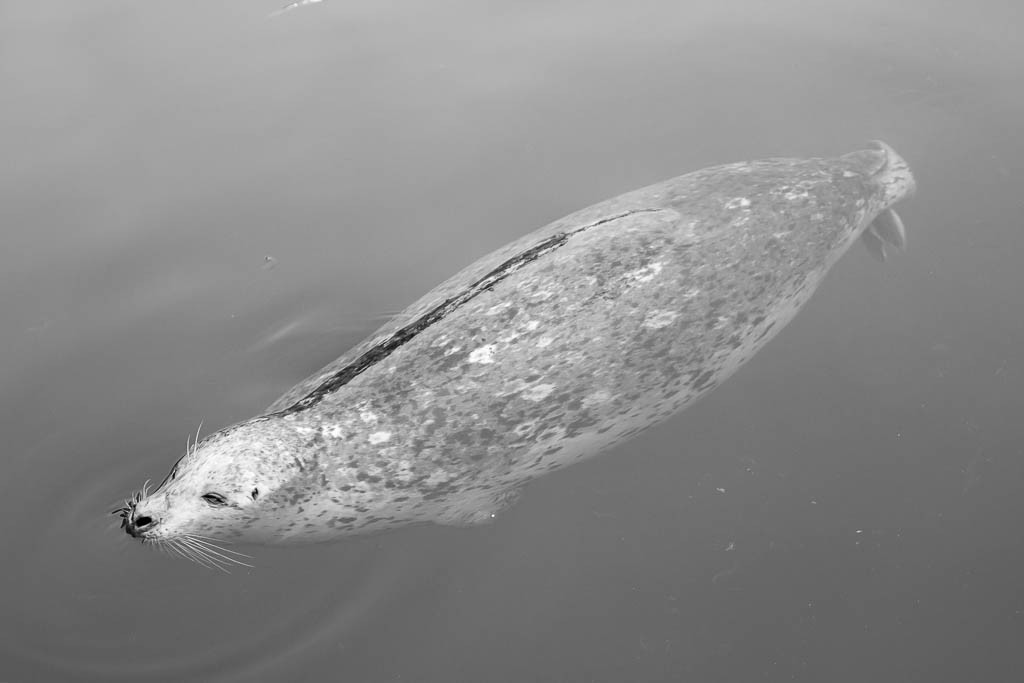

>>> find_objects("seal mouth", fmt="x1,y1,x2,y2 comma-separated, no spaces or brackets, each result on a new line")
112,481,152,538
112,480,165,540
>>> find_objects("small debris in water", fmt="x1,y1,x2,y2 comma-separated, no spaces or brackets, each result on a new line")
262,255,278,271
268,0,324,19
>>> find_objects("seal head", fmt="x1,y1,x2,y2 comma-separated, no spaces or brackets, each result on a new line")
841,140,915,261
119,421,311,551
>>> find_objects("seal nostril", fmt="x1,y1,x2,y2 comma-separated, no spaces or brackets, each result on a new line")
135,515,153,529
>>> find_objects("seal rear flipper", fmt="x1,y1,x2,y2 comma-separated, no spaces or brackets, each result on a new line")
435,487,523,527
862,208,907,262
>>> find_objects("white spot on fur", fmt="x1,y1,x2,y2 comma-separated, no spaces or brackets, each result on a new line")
526,320,540,331
443,345,462,357
514,419,537,437
642,310,678,329
522,383,555,401
622,261,664,284
536,336,554,348
469,345,496,364
486,302,512,316
325,425,343,439
529,289,555,301
423,471,452,487
393,460,415,484
359,410,378,424
368,431,392,444
582,389,613,408
725,197,751,209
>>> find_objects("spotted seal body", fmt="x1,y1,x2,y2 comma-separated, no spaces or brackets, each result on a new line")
121,141,915,548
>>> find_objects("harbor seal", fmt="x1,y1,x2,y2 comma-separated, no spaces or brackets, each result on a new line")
118,141,915,563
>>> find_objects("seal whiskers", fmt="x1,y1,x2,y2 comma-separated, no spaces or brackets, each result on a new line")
157,537,201,568
169,539,223,572
157,535,252,573
180,536,253,572
186,421,204,458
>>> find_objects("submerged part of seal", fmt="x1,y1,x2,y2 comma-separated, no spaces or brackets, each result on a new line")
118,141,915,552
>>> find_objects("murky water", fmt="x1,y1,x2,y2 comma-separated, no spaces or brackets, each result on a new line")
2,0,1022,680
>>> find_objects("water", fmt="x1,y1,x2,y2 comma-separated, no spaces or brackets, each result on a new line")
2,0,1022,680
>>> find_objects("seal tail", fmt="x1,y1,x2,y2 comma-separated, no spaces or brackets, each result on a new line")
861,208,907,262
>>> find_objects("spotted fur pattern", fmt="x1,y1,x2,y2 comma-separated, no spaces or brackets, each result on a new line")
126,142,915,544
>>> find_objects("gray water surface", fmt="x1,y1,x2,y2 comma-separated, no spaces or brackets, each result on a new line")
2,0,1023,680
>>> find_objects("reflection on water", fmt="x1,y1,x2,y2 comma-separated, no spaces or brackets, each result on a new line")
1,0,1023,680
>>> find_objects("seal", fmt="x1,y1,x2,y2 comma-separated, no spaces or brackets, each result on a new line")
117,141,915,563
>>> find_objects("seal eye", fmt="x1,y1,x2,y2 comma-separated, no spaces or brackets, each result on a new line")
251,488,259,500
201,492,228,506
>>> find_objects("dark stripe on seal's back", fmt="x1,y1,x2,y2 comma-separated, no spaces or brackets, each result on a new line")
275,208,658,416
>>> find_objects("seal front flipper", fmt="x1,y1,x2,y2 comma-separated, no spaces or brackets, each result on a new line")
862,208,908,262
873,208,907,251
436,487,523,527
